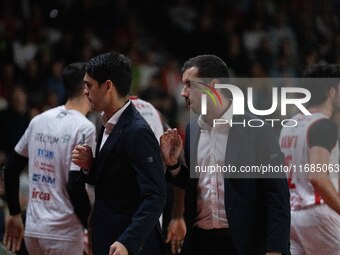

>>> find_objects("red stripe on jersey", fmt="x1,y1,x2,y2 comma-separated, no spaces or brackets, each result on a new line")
314,190,321,205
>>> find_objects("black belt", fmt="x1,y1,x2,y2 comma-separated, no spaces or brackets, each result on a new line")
194,227,230,238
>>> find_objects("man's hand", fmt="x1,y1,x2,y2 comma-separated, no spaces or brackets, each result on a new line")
72,144,93,170
160,129,183,166
109,241,128,255
3,214,24,252
166,217,187,254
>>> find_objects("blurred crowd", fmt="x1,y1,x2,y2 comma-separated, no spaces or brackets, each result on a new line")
1,0,340,118
0,0,339,153
0,1,339,254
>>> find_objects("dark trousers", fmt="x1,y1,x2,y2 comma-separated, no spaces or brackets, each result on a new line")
190,227,238,255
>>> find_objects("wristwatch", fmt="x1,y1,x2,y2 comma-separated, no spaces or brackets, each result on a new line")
167,161,180,171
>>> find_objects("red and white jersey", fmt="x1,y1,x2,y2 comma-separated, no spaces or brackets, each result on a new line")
15,106,96,241
279,112,339,210
130,96,164,142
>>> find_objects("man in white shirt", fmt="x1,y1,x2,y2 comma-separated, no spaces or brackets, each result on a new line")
3,63,96,254
161,55,290,255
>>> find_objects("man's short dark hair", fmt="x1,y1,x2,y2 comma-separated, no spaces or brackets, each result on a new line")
303,64,340,106
182,55,230,98
182,55,230,78
84,52,132,97
62,62,85,99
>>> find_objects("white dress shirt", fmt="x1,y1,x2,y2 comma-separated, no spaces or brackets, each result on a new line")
100,100,131,150
195,104,233,229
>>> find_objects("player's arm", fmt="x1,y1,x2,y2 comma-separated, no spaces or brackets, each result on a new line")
3,151,27,252
66,170,91,228
309,147,340,214
308,119,340,215
3,151,28,216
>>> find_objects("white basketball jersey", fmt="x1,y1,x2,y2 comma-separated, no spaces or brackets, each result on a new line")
15,106,96,241
279,112,339,210
130,97,164,142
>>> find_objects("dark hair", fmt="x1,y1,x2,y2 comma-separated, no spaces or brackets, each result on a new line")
303,64,340,106
182,55,230,78
62,62,85,99
84,52,132,97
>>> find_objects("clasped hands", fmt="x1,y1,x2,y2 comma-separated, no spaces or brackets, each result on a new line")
72,144,93,171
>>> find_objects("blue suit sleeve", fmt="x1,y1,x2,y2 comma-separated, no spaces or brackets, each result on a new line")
117,127,167,254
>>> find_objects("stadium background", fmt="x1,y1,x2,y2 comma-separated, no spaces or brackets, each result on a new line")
0,0,339,253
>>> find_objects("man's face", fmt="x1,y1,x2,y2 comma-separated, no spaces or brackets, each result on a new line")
83,73,107,112
181,67,203,114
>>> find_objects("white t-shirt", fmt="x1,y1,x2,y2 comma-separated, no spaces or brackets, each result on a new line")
279,112,339,210
15,106,96,241
130,97,164,142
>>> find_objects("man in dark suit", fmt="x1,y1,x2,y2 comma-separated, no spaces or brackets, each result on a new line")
161,55,290,255
72,52,167,255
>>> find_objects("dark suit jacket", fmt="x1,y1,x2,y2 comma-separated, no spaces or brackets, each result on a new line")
170,113,290,255
84,104,167,255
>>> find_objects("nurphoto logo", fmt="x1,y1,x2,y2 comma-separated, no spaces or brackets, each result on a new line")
198,79,312,128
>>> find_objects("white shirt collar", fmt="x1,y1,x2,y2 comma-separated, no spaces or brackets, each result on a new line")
101,100,131,126
197,102,233,131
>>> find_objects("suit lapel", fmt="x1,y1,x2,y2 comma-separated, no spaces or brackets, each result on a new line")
190,116,245,175
95,126,104,157
224,115,246,208
224,123,244,167
189,120,200,178
95,104,135,177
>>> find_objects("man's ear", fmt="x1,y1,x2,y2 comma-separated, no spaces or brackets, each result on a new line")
329,86,336,99
210,79,220,87
210,78,230,100
104,80,113,94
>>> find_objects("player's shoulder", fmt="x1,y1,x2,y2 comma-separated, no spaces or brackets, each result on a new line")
312,118,336,129
30,107,58,124
131,97,154,110
69,112,96,132
309,117,337,139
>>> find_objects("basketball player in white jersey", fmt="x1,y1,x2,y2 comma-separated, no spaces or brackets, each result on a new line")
3,63,96,254
279,64,340,255
130,96,164,142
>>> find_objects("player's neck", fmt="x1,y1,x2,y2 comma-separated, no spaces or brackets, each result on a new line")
308,102,333,118
64,97,89,116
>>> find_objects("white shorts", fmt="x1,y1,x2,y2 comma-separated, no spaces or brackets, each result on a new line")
25,236,83,255
290,204,340,255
